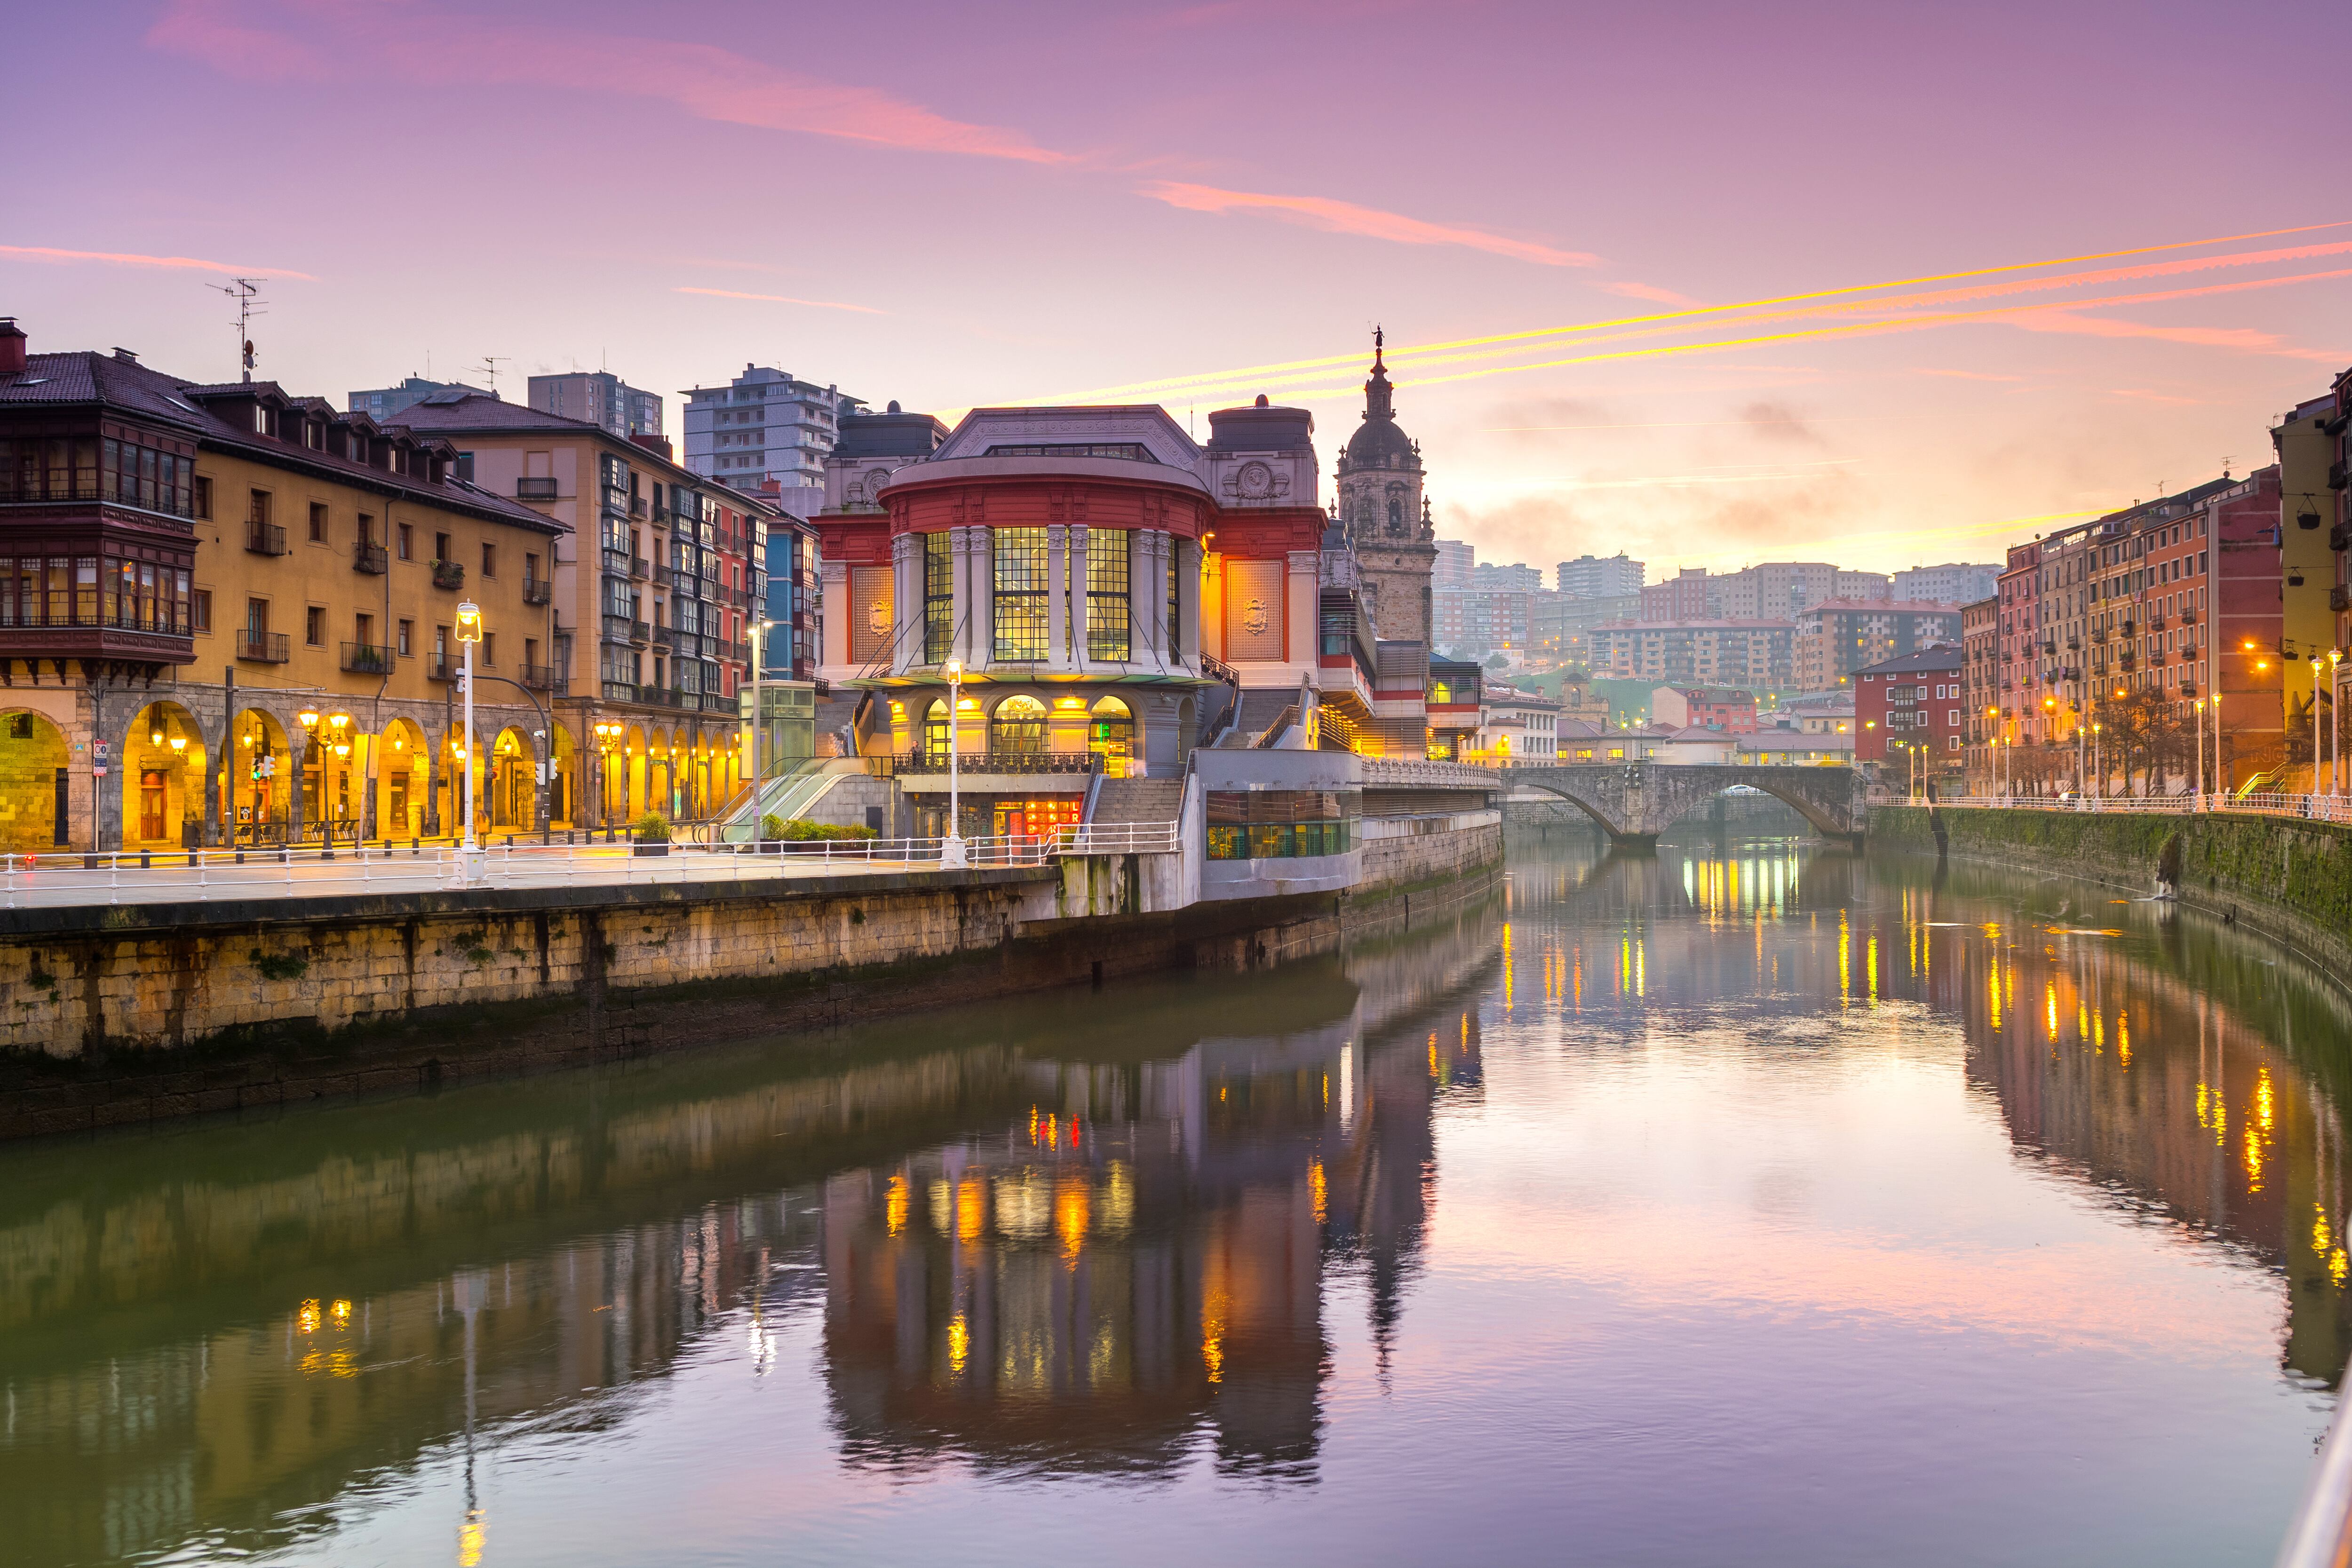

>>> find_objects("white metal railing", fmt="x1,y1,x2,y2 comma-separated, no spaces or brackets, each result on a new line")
1886,792,2352,824
0,823,1190,911
1059,820,1183,855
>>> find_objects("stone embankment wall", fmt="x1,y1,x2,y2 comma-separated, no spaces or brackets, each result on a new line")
1361,816,1502,891
1873,804,2352,972
0,833,1503,1140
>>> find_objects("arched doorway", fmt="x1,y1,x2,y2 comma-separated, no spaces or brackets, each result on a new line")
122,700,206,848
301,709,363,841
647,728,674,820
624,725,646,821
490,727,533,831
919,699,950,765
229,709,293,845
990,695,1046,757
0,710,71,854
548,724,578,829
378,718,429,839
1088,696,1134,776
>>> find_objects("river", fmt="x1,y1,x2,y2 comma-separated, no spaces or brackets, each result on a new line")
3,827,2349,1567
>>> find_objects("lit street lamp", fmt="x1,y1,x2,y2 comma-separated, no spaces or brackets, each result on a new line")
941,657,967,868
2332,648,2343,796
455,600,483,859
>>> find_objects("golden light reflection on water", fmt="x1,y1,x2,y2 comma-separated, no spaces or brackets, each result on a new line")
13,838,2352,1567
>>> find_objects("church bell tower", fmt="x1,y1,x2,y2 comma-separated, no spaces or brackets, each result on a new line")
1334,329,1438,645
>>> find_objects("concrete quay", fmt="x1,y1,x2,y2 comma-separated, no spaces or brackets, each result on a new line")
0,809,1501,1140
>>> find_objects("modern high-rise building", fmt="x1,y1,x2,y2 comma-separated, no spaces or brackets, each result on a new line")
1892,562,2000,605
682,364,862,521
1434,539,1476,594
528,371,663,443
1473,561,1543,594
347,375,492,423
1556,552,1644,598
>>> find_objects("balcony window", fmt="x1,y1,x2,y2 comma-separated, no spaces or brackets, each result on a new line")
994,529,1049,662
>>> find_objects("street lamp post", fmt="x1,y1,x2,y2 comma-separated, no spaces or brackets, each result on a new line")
2331,648,2343,796
2194,697,2206,806
455,601,483,859
941,657,967,868
2311,653,2328,799
747,618,773,838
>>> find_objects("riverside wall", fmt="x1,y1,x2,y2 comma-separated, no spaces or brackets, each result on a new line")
1873,803,2352,973
0,822,1502,1140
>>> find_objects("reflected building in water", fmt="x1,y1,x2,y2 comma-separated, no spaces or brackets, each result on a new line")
0,896,1500,1558
819,907,1498,1479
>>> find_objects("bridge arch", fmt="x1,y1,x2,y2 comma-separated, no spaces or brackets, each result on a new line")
1505,763,1860,844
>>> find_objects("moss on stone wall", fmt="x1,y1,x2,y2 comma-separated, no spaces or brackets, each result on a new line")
1874,803,2352,968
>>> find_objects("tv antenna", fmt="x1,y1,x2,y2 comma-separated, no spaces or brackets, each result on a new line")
212,277,266,383
474,356,507,397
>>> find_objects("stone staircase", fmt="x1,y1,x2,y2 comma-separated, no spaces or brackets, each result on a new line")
1090,776,1184,825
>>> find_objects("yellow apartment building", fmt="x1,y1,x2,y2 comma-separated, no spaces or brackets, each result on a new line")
0,321,568,852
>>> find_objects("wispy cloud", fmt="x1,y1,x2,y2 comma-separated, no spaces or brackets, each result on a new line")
0,243,314,280
1139,182,1598,267
1600,280,1700,305
1913,368,2023,382
674,286,882,315
148,1,1064,164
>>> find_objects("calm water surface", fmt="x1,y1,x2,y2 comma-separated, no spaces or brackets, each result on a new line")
6,830,2352,1567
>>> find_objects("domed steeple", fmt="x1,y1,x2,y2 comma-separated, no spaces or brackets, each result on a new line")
1340,327,1419,474
1332,326,1437,646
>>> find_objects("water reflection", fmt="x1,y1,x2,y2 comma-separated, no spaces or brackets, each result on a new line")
2,833,2350,1565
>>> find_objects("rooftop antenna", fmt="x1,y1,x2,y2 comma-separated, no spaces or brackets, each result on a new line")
475,356,507,397
212,277,266,383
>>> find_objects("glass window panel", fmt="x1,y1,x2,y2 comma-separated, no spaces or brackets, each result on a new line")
993,527,1049,663
0,558,12,626
923,531,954,665
1087,528,1129,662
75,558,98,625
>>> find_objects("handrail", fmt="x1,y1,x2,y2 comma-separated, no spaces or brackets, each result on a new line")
0,820,1195,908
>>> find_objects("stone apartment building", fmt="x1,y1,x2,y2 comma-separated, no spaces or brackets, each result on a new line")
391,392,802,825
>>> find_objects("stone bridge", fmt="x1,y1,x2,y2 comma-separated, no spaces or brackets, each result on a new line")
1501,763,1865,845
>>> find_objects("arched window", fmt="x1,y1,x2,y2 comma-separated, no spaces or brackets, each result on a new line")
1387,496,1403,532
920,699,950,763
990,694,1046,755
1089,696,1133,771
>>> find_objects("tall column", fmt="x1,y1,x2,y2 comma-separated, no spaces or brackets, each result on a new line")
1175,537,1201,671
891,531,920,672
973,526,994,668
1047,524,1069,673
1135,530,1167,667
1068,526,1090,672
954,526,988,667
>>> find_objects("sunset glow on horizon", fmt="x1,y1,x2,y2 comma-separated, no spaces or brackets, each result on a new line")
7,0,2348,574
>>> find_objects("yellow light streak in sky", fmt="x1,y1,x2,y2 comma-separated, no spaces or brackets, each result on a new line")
1062,219,2352,400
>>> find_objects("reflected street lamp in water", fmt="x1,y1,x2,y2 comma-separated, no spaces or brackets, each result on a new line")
941,658,967,868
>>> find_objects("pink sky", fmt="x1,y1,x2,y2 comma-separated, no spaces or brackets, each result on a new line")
6,0,2349,576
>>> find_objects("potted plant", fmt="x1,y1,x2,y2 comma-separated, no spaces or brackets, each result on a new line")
632,811,671,856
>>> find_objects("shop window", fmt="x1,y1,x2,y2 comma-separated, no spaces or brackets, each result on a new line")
990,694,1046,754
